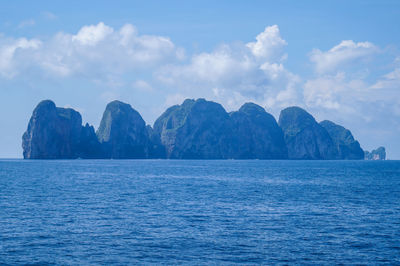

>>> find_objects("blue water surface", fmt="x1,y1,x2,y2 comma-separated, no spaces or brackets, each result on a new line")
0,160,399,264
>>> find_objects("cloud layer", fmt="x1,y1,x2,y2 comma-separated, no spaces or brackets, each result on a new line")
310,40,378,74
156,25,300,110
0,22,183,79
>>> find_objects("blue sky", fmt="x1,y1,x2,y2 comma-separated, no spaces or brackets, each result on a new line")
1,0,399,158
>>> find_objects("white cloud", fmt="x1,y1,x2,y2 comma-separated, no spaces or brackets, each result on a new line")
246,25,287,61
310,72,400,158
310,40,378,74
303,67,400,130
0,37,41,78
156,25,299,112
72,22,113,46
304,39,400,121
304,72,354,111
0,22,183,79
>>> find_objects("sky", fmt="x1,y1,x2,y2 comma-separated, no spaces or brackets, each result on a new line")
0,0,399,159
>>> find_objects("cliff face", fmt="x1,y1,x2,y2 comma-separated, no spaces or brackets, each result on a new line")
153,100,289,159
78,123,104,159
96,100,151,159
153,99,233,159
365,147,386,160
22,100,101,159
230,103,288,159
278,107,338,159
320,120,364,160
146,125,166,158
23,98,372,160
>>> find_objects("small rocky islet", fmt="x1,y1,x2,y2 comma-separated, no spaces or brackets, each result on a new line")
22,99,384,160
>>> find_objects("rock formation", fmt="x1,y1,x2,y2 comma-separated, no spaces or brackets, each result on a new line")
23,98,374,160
96,100,152,159
278,106,338,159
146,125,166,158
22,100,101,159
230,103,288,159
78,123,104,159
153,99,233,159
365,147,386,160
320,120,364,160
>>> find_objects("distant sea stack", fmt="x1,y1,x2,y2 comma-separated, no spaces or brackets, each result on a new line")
96,100,153,159
22,100,101,159
230,103,288,159
23,98,378,160
278,107,338,159
320,120,364,160
365,147,386,160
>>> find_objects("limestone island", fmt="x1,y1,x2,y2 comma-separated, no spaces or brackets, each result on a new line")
22,99,385,160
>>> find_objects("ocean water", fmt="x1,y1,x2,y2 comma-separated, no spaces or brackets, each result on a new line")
0,160,399,265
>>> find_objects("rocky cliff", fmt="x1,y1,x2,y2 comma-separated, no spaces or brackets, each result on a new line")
96,100,152,159
278,107,338,159
22,100,101,159
153,99,233,159
230,103,288,159
320,120,364,160
23,99,373,160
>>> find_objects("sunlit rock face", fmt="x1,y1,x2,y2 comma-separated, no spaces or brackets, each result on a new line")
22,100,101,159
320,120,364,160
96,100,152,159
279,106,338,160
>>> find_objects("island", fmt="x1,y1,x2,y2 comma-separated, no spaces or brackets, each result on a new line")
22,99,385,160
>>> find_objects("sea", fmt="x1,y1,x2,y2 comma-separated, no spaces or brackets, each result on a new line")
0,159,399,265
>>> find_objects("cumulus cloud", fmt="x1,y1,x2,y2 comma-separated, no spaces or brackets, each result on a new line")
303,67,400,138
300,60,399,155
310,40,378,74
42,22,182,78
156,25,299,111
0,22,183,79
72,22,113,46
301,38,400,152
303,72,368,113
0,37,41,78
304,39,400,127
246,25,287,61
